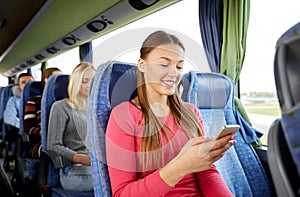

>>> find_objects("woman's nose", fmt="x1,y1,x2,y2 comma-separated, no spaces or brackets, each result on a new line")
167,66,178,77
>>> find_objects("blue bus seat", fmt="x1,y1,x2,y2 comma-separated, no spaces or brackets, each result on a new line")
14,81,42,187
19,81,42,135
18,81,42,156
181,71,272,196
268,22,300,196
39,74,94,197
1,84,18,172
87,61,137,197
0,84,15,141
0,86,5,156
0,86,4,131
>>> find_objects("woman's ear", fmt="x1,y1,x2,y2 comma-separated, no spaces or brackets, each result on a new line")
138,58,146,72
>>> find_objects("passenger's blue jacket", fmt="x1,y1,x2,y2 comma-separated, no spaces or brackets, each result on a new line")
4,86,21,129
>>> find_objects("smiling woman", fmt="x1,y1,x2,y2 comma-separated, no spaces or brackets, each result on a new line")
1,0,298,196
105,30,235,197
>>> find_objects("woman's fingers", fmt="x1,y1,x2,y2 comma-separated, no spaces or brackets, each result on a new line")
208,140,236,163
210,134,237,151
197,134,237,162
169,135,236,173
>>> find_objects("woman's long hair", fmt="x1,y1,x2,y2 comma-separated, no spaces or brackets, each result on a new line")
136,31,204,173
67,62,95,110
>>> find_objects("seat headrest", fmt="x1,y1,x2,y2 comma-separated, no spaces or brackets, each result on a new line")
43,73,69,101
22,81,42,99
0,85,15,118
181,72,233,109
276,21,300,48
275,24,300,113
41,74,69,150
20,81,43,133
42,73,69,109
109,62,137,108
53,74,69,100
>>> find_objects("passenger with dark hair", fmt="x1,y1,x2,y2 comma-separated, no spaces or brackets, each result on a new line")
3,73,33,162
23,67,61,180
4,73,33,130
47,62,95,192
106,31,236,196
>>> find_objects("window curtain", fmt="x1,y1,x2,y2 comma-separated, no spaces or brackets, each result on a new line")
198,0,252,126
220,0,252,126
79,42,93,63
199,0,223,72
220,0,250,84
41,61,47,73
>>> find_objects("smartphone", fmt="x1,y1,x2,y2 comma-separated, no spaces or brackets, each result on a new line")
216,125,240,139
198,125,239,157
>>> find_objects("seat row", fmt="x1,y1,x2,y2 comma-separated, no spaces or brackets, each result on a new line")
87,61,272,197
2,61,273,197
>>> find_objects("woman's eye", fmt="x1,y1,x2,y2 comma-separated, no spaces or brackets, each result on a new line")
177,66,183,70
160,64,168,67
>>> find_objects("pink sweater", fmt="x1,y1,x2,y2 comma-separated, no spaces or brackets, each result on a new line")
106,102,233,197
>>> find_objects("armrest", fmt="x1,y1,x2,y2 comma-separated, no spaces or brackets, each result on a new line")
254,145,276,193
268,119,300,196
16,132,29,156
38,150,50,189
42,150,64,169
38,150,67,192
38,150,65,189
18,132,29,142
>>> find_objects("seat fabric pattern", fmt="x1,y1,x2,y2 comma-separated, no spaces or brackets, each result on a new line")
41,74,93,196
87,61,137,197
281,108,300,177
41,74,69,189
19,81,42,134
0,85,15,138
181,71,271,197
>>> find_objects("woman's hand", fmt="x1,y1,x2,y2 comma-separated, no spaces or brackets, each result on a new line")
72,153,91,166
159,135,236,186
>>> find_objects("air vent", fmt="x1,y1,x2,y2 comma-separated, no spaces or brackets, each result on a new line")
129,0,159,10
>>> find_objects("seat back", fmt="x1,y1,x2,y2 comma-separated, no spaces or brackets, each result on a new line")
87,61,137,197
274,23,300,174
40,74,94,197
0,86,5,136
181,71,271,196
0,85,15,139
16,81,42,184
40,74,69,187
0,86,4,145
268,22,300,196
19,81,42,134
41,74,69,150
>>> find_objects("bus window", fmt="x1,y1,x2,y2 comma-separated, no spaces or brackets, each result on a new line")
0,75,8,87
240,0,300,145
92,0,209,74
47,47,80,74
30,63,42,81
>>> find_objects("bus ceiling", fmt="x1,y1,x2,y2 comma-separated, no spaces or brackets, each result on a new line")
0,0,181,77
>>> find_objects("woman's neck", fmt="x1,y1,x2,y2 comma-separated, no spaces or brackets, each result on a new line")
132,96,170,116
147,94,170,116
150,102,170,116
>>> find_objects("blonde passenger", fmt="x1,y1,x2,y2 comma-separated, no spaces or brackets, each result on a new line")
47,62,95,191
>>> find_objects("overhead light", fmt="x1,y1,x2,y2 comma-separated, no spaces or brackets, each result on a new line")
0,18,6,29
